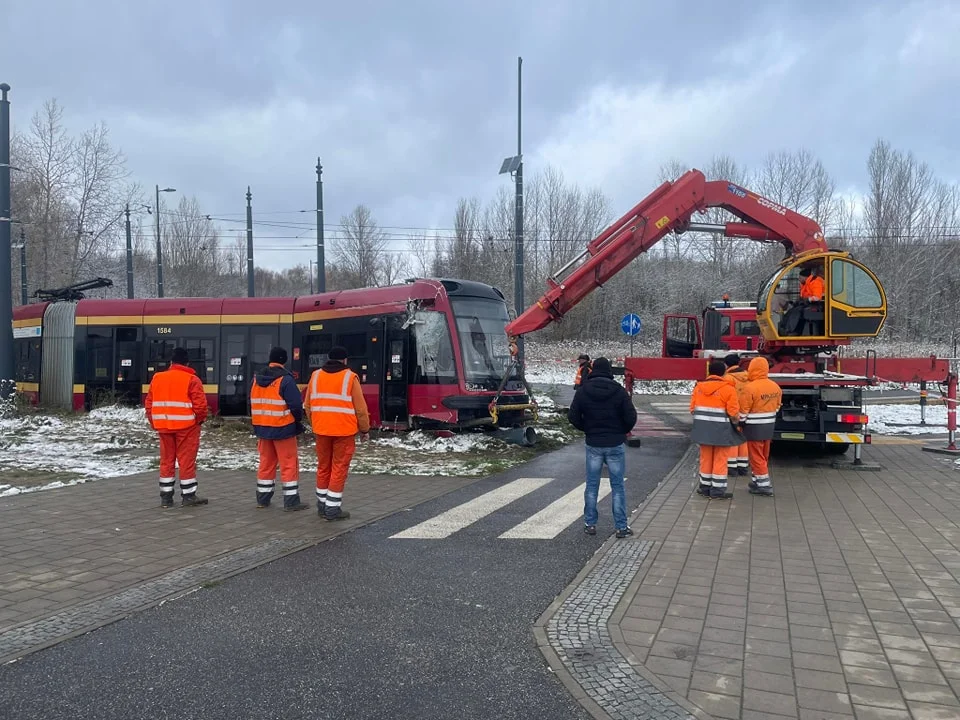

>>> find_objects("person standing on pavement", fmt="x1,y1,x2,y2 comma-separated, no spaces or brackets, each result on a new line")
145,346,209,508
690,360,743,500
306,346,370,521
574,353,592,388
740,357,782,497
723,354,751,478
250,346,309,512
567,357,638,538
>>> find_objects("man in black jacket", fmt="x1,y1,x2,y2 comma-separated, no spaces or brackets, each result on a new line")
567,357,638,538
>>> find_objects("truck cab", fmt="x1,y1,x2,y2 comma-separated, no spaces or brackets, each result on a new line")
662,299,762,359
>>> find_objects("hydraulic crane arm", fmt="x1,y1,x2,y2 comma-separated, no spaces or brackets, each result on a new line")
505,169,827,336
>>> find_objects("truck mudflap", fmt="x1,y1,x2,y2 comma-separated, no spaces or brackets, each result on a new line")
775,431,870,444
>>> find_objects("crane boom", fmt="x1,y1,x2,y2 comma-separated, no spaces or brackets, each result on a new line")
505,169,827,337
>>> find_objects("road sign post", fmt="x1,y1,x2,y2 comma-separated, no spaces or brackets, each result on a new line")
621,313,642,360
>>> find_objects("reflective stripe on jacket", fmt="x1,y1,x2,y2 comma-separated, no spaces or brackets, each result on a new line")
741,357,782,441
308,367,360,436
688,375,743,447
146,364,206,432
251,376,295,428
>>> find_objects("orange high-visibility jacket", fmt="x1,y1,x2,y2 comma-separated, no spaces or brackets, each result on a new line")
689,375,742,447
800,275,824,301
146,364,208,432
724,367,749,404
307,366,371,437
574,362,592,387
250,376,295,428
740,358,782,441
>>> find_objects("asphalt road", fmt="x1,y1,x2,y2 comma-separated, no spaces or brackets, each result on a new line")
0,436,686,720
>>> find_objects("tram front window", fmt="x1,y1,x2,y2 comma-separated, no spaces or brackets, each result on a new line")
450,298,517,387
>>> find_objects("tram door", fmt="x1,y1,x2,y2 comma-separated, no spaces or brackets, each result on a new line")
220,326,278,416
381,315,409,427
83,326,142,409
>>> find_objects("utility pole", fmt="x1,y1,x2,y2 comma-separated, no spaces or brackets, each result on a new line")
246,186,255,297
0,82,13,397
155,185,176,298
316,159,325,293
19,227,27,306
513,57,525,363
124,204,134,299
155,184,164,298
309,259,315,294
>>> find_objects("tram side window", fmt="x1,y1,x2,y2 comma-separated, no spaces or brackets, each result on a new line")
148,340,177,376
15,339,41,382
337,332,368,378
182,338,215,383
303,334,333,370
412,311,456,384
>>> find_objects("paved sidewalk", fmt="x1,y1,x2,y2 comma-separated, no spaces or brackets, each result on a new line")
610,443,960,720
0,468,472,658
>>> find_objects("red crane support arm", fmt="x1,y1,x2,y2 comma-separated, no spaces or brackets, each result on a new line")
505,169,827,337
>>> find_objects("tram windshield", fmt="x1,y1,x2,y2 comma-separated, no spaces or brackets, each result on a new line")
449,297,517,386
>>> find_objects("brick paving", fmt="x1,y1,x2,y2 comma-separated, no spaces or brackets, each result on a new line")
611,442,960,720
0,467,472,658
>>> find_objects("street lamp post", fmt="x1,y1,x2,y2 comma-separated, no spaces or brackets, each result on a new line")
155,185,176,298
17,227,26,305
0,83,13,396
498,57,524,362
309,259,315,294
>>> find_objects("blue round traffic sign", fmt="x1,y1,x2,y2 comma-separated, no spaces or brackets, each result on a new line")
621,313,642,336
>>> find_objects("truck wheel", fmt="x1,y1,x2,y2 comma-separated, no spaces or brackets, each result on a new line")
826,443,850,455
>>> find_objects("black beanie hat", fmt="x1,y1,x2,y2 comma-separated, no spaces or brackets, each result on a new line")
171,347,189,365
328,346,348,361
591,357,612,374
723,354,740,367
269,346,288,365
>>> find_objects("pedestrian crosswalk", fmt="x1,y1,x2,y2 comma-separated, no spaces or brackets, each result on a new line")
389,477,617,541
648,401,693,423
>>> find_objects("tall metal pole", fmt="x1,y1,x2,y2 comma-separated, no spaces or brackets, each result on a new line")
19,227,27,306
513,57,525,363
0,83,14,396
246,186,255,297
124,204,134,299
155,184,164,298
309,259,314,294
316,159,325,293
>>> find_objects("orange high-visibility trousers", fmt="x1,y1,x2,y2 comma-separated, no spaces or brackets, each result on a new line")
697,444,732,494
727,441,749,475
158,424,201,497
315,435,356,511
748,440,772,488
256,436,301,506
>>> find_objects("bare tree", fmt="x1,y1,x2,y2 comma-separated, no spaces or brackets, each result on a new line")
754,149,836,229
407,234,434,277
163,196,226,297
333,205,388,288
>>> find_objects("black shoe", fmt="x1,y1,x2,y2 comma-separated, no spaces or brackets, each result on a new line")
160,497,174,509
284,502,310,512
181,495,209,507
749,486,774,497
324,509,351,521
616,527,634,539
696,485,712,497
737,468,750,477
256,502,270,509
584,525,597,535
710,491,734,500
748,480,758,491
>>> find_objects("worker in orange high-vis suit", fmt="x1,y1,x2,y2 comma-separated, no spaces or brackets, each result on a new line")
690,360,743,500
145,346,209,508
250,346,309,512
306,346,370,521
723,354,750,478
799,265,825,301
574,354,592,388
740,357,782,497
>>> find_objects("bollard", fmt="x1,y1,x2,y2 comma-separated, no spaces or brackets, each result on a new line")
920,380,927,426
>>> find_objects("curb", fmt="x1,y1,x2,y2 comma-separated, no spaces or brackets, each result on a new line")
533,443,714,720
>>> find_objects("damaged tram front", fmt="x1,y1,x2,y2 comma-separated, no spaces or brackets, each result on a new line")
292,278,532,431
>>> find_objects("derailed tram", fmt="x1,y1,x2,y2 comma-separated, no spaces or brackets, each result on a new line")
11,278,532,430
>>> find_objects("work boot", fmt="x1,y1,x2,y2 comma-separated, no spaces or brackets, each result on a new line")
284,501,310,512
749,485,774,497
748,480,758,492
710,489,734,500
738,467,750,477
324,509,351,521
160,495,174,509
616,527,634,539
696,484,712,498
181,494,209,507
584,525,597,536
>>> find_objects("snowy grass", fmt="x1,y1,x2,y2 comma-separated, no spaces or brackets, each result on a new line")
0,397,579,496
868,404,951,435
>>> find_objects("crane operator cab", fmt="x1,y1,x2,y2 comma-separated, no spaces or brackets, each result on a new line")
757,251,886,348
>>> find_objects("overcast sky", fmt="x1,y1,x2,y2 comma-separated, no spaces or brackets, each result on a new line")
4,0,959,270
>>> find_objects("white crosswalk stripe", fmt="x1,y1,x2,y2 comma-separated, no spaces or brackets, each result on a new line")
389,477,553,539
499,483,613,540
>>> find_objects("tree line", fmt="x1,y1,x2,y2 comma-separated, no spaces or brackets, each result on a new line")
8,99,959,345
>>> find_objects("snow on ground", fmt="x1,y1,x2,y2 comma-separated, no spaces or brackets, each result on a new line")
868,404,951,435
0,397,577,496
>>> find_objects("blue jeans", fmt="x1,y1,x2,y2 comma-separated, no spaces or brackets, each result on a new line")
584,443,627,530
